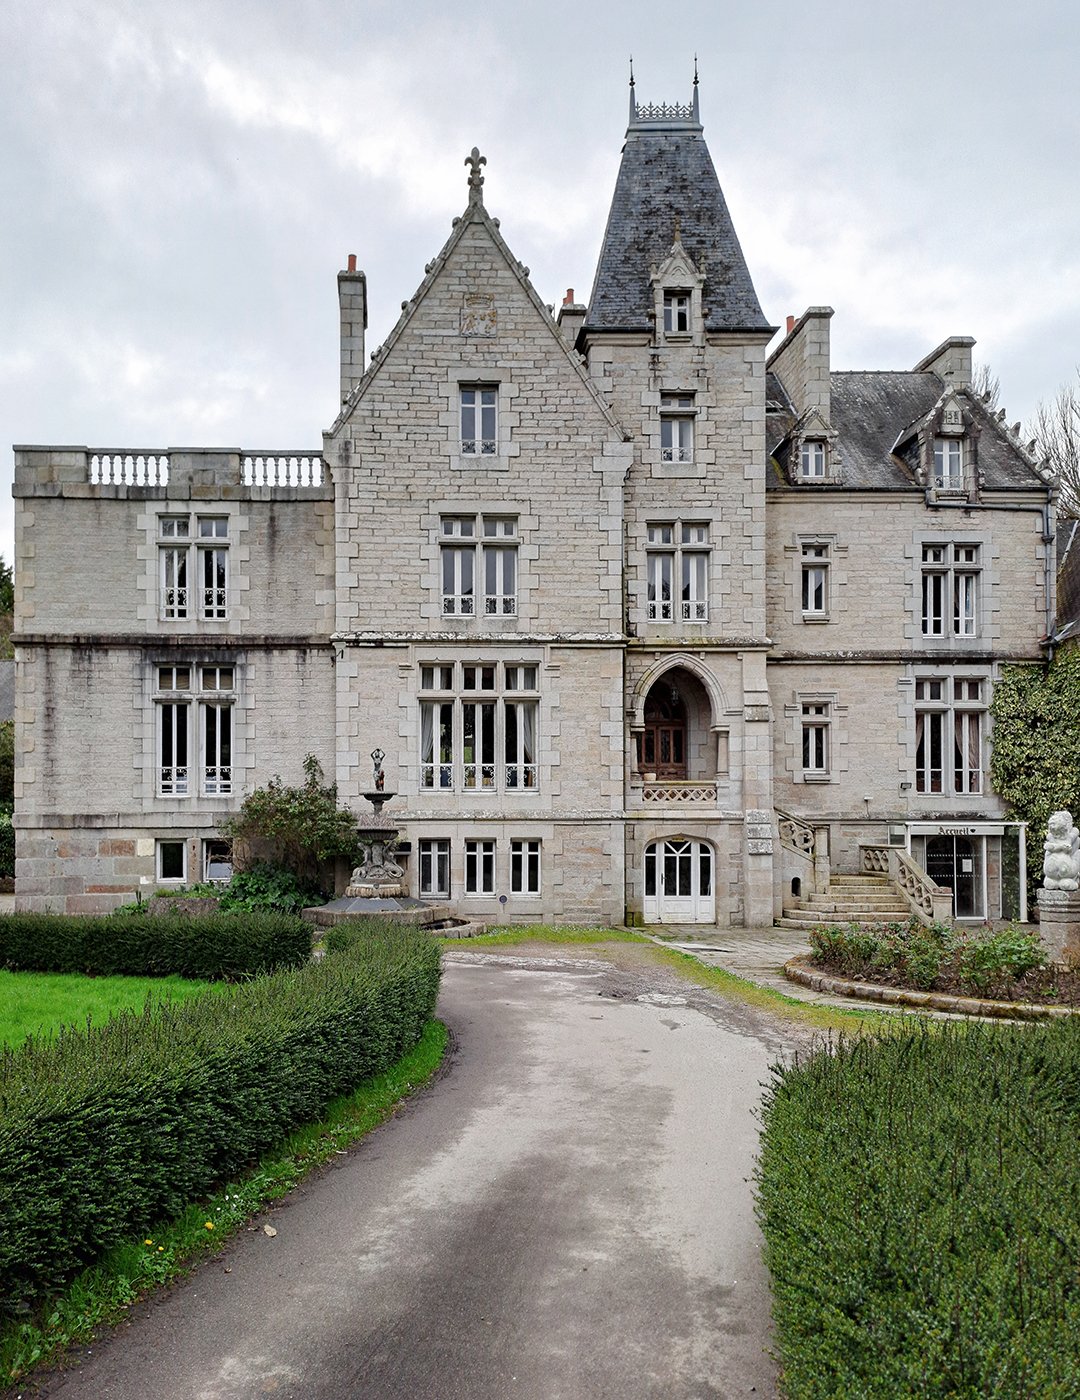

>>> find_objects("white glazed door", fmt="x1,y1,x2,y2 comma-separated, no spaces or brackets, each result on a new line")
643,840,715,924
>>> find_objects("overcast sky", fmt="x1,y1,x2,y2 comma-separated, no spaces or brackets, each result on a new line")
3,0,1079,571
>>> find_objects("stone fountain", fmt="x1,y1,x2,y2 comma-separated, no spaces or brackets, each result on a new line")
303,750,448,929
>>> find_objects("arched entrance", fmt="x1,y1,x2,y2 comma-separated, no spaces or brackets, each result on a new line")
644,839,715,923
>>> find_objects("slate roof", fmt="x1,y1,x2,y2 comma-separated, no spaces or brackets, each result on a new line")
585,116,771,335
767,371,1050,493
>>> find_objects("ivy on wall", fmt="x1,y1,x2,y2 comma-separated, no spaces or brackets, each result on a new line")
990,643,1080,843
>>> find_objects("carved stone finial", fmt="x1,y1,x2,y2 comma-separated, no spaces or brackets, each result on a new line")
1043,810,1080,891
673,215,682,247
465,147,487,205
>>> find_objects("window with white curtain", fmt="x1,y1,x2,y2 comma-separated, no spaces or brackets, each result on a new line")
419,661,538,793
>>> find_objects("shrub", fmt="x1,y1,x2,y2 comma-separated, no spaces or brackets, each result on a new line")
954,924,1045,996
0,911,311,980
217,864,323,914
221,755,360,893
756,1019,1080,1396
0,809,13,881
0,919,440,1302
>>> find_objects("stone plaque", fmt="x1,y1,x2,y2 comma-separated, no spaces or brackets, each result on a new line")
461,293,496,338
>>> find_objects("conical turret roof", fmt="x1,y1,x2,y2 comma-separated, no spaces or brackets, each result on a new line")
585,83,771,335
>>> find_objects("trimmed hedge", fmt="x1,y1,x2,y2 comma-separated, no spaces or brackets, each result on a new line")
0,911,312,980
0,919,441,1302
756,1019,1080,1397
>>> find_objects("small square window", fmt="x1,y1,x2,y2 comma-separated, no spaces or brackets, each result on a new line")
463,665,496,692
157,839,186,882
158,666,191,691
159,516,190,539
482,516,516,538
197,516,229,539
203,839,233,882
420,665,454,691
200,666,234,692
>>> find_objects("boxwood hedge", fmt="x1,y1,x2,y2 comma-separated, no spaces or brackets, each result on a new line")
0,919,440,1303
756,1019,1080,1397
0,910,311,980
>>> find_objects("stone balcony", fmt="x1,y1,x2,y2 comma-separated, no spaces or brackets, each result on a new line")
13,446,330,497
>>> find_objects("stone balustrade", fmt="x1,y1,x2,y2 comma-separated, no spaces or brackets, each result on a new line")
15,446,328,493
641,782,717,803
860,843,953,925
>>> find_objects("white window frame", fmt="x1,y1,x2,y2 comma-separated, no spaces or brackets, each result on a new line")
156,838,187,883
660,395,695,463
933,436,964,490
460,384,498,456
800,440,826,479
510,839,541,895
441,514,518,617
921,543,980,638
800,541,830,618
465,838,496,895
418,838,451,898
419,662,539,794
663,291,691,335
158,513,230,621
646,521,709,623
156,663,237,798
915,676,986,796
801,702,831,779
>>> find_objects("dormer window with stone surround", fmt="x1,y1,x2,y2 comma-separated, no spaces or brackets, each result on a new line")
660,394,695,463
663,291,691,335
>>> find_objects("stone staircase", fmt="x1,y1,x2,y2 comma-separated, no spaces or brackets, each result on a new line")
776,873,913,932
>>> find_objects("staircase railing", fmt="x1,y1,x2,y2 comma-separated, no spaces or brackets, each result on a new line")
859,844,953,926
776,808,831,895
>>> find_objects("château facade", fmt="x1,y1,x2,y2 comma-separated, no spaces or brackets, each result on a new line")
11,80,1055,926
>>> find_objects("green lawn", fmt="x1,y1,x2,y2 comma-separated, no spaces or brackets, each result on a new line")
0,969,221,1049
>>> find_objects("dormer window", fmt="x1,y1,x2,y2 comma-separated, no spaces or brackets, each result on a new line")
663,292,691,335
800,440,826,479
934,436,964,489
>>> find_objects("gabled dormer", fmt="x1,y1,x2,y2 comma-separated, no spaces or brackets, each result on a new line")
893,387,983,501
650,225,706,347
789,407,841,486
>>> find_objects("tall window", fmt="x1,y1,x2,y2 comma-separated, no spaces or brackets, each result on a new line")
156,663,236,797
158,514,230,621
933,437,964,489
801,702,830,778
800,541,830,618
465,839,496,895
921,543,979,638
660,394,695,463
663,291,691,334
418,838,451,897
460,385,498,455
511,839,541,894
441,514,518,617
800,440,826,479
915,676,985,795
419,661,538,792
646,521,709,622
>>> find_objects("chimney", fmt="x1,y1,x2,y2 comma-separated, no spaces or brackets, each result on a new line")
767,307,834,418
337,254,368,403
556,287,587,349
913,336,975,388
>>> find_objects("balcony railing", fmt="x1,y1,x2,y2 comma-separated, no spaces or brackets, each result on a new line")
641,782,717,803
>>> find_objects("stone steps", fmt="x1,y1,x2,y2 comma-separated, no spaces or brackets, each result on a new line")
779,874,912,931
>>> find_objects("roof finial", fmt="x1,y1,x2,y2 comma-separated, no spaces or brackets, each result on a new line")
465,147,487,206
673,215,682,247
629,55,637,123
692,56,700,122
